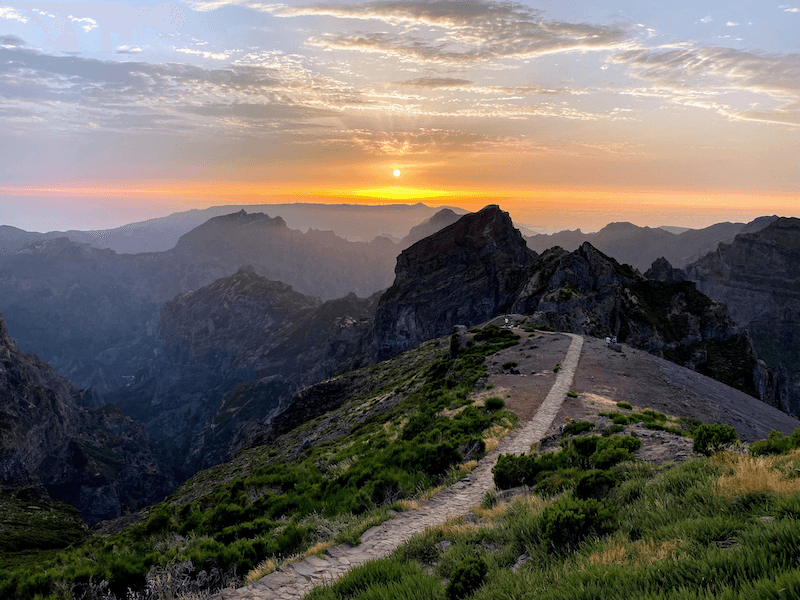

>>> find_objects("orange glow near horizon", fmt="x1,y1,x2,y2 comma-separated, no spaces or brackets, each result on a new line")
1,182,798,231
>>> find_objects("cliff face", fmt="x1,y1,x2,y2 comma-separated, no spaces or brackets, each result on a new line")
509,244,757,395
371,205,537,360
686,217,800,414
0,314,171,525
107,266,380,475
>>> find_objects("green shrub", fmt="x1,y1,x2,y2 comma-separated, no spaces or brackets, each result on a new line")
602,424,626,437
446,556,488,600
553,363,561,372
616,402,632,410
484,397,505,411
693,423,738,456
575,470,618,500
750,428,800,456
567,390,579,398
562,421,595,436
540,497,618,551
501,361,518,370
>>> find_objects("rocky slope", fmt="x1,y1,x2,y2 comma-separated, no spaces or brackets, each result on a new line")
106,266,380,475
525,218,776,272
686,217,800,415
0,314,171,525
371,205,537,360
510,245,759,396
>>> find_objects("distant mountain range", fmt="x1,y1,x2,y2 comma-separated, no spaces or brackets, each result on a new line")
0,203,467,255
525,216,777,272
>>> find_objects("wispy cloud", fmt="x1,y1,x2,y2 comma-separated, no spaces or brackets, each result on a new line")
265,0,631,65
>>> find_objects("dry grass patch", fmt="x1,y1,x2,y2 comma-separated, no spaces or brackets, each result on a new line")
470,502,509,523
427,516,483,537
712,450,800,497
459,460,478,474
483,419,515,452
395,485,446,511
632,538,687,566
586,538,686,568
588,540,628,566
305,540,334,557
245,558,276,583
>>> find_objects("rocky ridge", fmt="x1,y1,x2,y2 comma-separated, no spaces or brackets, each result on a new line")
371,205,537,359
0,314,171,525
687,217,800,415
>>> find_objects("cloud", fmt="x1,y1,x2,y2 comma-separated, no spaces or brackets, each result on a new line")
700,15,713,23
0,34,26,47
266,0,630,65
779,5,800,12
393,77,474,88
175,47,232,60
612,46,800,126
0,7,27,23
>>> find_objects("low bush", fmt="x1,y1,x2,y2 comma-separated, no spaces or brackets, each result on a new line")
750,428,800,456
501,361,518,370
540,497,618,551
484,397,505,411
562,421,594,436
616,402,633,410
693,423,738,456
446,556,488,600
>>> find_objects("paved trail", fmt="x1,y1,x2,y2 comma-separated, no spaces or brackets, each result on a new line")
213,333,584,600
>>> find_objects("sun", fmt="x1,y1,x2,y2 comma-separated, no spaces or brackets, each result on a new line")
393,169,401,177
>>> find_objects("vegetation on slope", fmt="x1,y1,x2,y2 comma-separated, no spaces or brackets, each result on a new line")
308,428,800,600
0,325,520,600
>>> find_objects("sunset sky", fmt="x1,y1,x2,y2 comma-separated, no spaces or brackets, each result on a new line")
1,0,799,232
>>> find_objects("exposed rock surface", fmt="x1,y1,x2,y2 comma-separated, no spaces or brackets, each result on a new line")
687,217,800,415
645,257,687,283
371,205,537,359
510,243,760,396
0,314,171,525
107,266,380,475
525,218,776,272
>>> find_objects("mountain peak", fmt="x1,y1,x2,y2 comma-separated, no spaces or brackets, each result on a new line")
372,205,536,358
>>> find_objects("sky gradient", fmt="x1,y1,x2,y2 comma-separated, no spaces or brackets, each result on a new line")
1,0,799,232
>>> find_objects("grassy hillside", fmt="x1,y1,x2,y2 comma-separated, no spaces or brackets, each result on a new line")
0,325,520,600
308,431,800,600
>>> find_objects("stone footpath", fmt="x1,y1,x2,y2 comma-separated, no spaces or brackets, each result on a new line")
212,333,584,600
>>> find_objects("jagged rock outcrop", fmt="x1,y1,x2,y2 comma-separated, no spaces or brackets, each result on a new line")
0,314,171,525
687,217,800,414
371,205,537,360
511,243,759,396
400,208,463,249
107,266,380,475
645,257,687,283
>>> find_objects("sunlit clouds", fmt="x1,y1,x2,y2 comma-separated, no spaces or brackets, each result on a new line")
0,0,798,231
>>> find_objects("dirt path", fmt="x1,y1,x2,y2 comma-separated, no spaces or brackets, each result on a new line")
212,333,584,600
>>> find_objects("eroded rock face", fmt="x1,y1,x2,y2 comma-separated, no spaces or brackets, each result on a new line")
0,314,171,525
108,266,380,475
687,217,800,415
371,205,537,359
511,243,760,396
645,257,687,283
